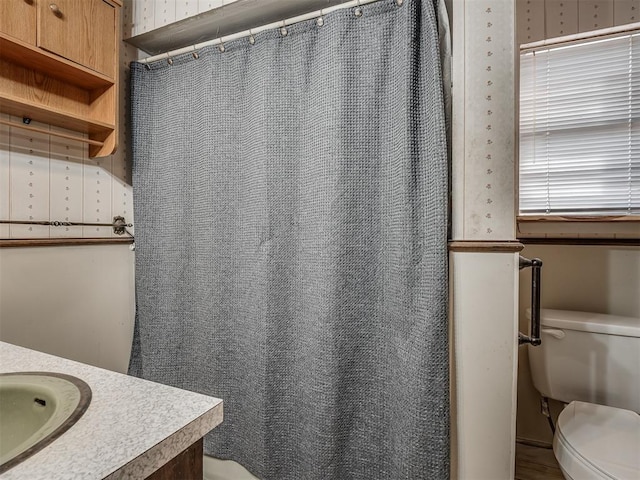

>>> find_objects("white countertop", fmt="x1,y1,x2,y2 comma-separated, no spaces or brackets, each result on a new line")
0,341,223,479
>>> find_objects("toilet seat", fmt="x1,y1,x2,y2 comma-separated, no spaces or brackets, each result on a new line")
553,401,640,480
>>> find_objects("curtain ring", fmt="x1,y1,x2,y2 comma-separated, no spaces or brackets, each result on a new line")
248,28,256,45
192,45,199,59
218,37,225,53
354,0,363,17
317,9,325,26
280,20,288,37
144,59,151,70
166,52,173,65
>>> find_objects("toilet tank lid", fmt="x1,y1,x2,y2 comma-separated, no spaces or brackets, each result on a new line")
527,309,640,337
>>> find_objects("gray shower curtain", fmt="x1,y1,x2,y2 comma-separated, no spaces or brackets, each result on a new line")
130,0,449,478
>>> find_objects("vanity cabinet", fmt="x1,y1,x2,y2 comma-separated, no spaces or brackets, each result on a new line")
0,0,121,157
1,342,224,479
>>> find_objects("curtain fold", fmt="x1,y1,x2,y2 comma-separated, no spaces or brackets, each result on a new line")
130,1,449,478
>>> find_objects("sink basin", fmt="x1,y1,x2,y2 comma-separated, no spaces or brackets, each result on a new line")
0,372,91,473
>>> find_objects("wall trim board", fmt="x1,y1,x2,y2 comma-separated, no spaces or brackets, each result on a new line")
449,241,525,253
520,238,640,247
0,238,133,248
516,437,553,449
518,215,640,223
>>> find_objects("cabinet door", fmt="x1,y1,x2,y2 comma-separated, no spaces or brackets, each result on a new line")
37,0,116,78
0,0,37,45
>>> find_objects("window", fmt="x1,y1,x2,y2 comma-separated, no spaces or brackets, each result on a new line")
518,29,640,239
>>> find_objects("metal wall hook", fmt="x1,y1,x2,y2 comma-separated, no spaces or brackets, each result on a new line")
112,216,128,235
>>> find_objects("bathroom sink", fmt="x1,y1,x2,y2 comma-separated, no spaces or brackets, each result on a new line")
0,372,91,473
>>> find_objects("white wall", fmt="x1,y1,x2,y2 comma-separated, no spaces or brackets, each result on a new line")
451,250,520,480
0,245,136,373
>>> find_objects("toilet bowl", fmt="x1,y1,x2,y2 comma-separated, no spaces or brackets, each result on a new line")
553,401,640,480
527,309,640,480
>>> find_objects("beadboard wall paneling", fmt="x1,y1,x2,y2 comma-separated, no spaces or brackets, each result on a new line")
4,118,50,238
545,0,579,40
517,0,640,45
578,0,614,31
49,127,84,238
614,0,640,24
0,7,136,240
0,117,131,239
518,0,546,45
451,0,516,241
130,0,235,38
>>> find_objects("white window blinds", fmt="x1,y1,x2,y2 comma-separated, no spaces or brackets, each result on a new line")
519,33,640,216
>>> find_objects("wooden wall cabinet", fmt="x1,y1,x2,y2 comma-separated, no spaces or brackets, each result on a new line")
0,0,37,45
0,0,121,157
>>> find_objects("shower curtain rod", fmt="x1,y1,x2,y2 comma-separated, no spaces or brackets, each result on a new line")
140,0,386,64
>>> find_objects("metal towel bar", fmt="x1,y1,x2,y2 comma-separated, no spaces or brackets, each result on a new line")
0,216,132,236
519,255,543,346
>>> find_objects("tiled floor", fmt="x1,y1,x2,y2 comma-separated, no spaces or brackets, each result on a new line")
515,442,564,480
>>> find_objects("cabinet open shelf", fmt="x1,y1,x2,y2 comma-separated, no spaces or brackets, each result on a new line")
0,33,114,90
1,94,114,133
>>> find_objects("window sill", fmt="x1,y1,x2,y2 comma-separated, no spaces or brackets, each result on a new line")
516,215,640,242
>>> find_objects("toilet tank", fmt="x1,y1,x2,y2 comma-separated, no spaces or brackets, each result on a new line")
527,309,640,412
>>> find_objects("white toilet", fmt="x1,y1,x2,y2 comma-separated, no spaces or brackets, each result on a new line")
528,309,640,480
